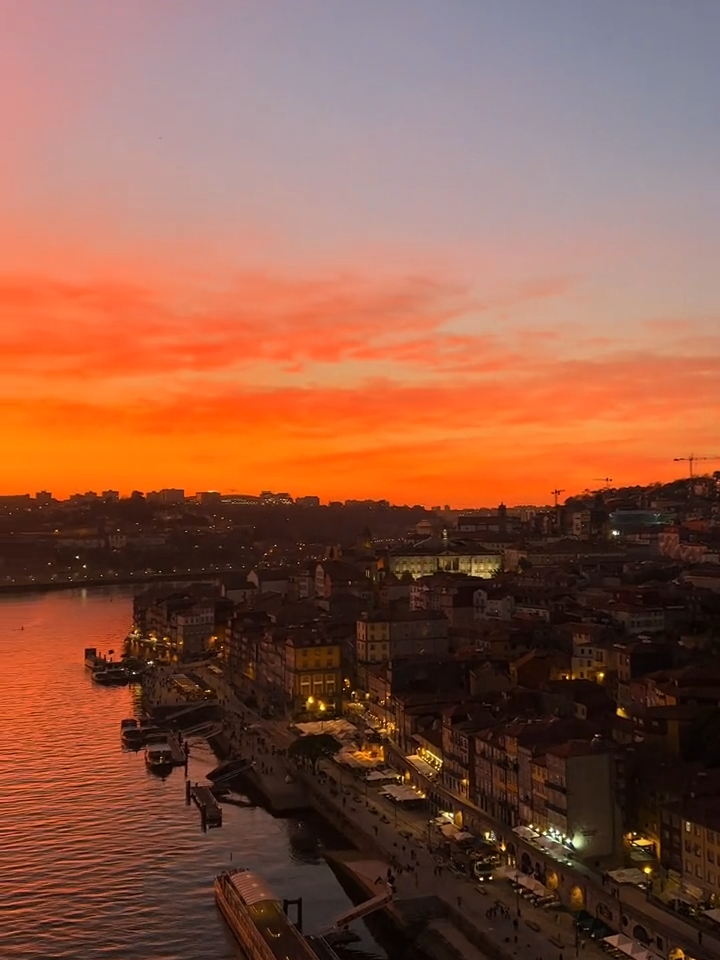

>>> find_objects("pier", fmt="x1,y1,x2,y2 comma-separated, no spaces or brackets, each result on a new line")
166,732,188,767
186,781,222,828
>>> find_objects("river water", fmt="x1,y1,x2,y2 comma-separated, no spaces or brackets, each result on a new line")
1,589,387,960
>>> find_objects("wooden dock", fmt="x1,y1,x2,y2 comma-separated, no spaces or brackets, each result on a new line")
166,732,188,766
187,781,222,828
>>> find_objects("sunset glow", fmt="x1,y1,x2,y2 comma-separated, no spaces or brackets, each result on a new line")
2,1,719,503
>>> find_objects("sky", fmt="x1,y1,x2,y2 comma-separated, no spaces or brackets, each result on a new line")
2,0,720,506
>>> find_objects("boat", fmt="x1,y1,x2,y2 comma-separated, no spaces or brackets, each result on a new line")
138,717,161,741
120,655,147,681
145,730,171,744
120,719,143,746
84,647,106,670
145,742,174,774
214,868,321,960
93,667,130,686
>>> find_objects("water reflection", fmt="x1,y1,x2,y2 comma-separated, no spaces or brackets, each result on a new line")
0,589,391,960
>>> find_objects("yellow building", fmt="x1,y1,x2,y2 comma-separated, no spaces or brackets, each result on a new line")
284,633,341,713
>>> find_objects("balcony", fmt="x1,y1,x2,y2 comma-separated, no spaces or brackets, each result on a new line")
546,780,567,793
546,798,567,816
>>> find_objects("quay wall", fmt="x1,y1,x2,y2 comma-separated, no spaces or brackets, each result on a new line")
283,763,519,960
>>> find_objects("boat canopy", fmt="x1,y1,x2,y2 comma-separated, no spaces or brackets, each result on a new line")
229,870,278,906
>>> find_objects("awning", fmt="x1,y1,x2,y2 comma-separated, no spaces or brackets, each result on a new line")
603,934,636,951
704,908,720,924
438,823,473,842
519,876,550,897
535,835,568,857
380,784,425,802
514,825,537,840
607,868,648,886
602,934,654,960
405,754,439,778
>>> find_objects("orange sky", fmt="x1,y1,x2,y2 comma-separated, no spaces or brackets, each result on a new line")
2,3,720,505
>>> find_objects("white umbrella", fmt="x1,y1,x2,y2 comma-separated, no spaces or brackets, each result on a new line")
603,934,634,951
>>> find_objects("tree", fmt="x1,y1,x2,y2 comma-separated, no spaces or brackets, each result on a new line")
288,733,340,773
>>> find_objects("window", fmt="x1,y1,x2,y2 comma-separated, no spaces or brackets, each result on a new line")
696,865,703,878
325,674,336,695
695,825,701,837
709,830,716,845
709,872,716,886
684,840,693,853
685,821,692,832
709,851,715,864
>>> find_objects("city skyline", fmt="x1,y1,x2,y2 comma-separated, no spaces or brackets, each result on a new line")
2,1,720,503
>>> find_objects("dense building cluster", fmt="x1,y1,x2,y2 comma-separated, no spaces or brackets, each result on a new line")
120,476,720,950
6,475,720,952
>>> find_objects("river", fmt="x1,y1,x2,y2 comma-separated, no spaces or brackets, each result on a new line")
0,588,389,960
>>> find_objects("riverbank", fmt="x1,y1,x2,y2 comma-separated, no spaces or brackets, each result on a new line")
0,569,234,596
143,662,612,960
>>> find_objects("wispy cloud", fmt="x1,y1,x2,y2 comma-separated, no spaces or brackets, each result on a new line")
1,266,718,501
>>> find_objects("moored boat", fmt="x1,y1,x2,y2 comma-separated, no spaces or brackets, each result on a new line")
120,718,143,746
93,666,130,686
84,647,106,670
214,868,320,960
138,717,161,741
145,742,174,775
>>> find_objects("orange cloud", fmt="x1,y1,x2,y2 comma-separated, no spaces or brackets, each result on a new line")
1,266,718,503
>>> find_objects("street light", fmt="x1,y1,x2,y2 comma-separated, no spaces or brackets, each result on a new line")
644,866,652,901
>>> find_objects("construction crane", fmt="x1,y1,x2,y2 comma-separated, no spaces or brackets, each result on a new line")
673,455,720,478
551,488,565,507
593,477,613,485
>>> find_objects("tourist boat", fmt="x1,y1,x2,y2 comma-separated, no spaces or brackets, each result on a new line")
145,742,174,774
120,719,143,746
214,868,320,960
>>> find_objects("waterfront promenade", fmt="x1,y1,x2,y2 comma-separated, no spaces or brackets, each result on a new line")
145,662,718,960
182,666,612,960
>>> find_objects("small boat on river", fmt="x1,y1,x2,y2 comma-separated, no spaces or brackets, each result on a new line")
145,742,174,775
93,666,130,686
84,647,106,670
120,718,143,746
